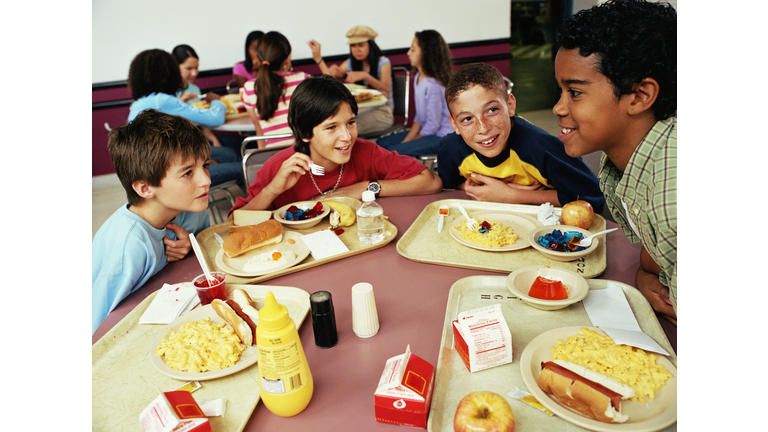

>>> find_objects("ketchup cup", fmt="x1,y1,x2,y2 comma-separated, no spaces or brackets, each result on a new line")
192,271,227,305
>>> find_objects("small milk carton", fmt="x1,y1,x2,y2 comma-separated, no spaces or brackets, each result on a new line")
374,345,435,429
139,390,211,432
452,304,513,373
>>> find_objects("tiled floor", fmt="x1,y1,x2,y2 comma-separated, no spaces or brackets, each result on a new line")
92,109,606,238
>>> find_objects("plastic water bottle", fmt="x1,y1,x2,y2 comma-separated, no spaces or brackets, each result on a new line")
357,190,385,244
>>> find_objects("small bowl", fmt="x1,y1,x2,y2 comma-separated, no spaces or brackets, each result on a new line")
273,201,330,230
506,265,589,311
528,225,597,262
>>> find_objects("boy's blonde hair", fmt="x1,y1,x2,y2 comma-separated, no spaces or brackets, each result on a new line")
444,63,508,111
108,109,210,205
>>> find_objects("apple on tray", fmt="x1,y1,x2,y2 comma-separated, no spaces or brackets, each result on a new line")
561,200,594,229
454,391,515,432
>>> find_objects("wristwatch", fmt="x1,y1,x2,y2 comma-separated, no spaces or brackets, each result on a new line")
367,181,381,197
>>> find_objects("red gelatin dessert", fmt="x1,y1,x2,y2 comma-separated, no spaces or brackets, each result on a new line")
528,276,568,300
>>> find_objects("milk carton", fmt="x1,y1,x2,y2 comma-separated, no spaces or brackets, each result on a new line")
452,304,513,373
374,345,435,428
139,390,210,432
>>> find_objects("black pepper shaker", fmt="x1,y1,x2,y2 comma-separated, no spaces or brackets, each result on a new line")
310,291,338,348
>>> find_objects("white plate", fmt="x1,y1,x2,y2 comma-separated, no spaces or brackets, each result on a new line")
215,231,309,277
150,304,259,381
350,88,382,100
449,211,542,252
520,326,677,432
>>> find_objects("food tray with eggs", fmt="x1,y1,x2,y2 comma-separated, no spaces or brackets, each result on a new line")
196,197,398,284
397,200,607,278
426,276,677,432
92,283,310,432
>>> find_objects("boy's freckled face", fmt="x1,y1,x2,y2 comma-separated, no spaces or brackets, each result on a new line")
306,102,357,169
150,156,211,214
553,48,630,158
448,85,516,159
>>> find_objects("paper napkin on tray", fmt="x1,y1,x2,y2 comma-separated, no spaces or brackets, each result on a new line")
301,229,349,260
139,283,200,325
583,285,669,355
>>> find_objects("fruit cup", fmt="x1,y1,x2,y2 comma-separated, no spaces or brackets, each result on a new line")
192,271,227,305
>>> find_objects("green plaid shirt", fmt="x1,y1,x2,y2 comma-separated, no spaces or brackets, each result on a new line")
599,118,677,312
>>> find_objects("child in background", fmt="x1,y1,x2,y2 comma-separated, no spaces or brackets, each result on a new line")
93,109,211,333
553,0,677,324
308,25,394,136
128,48,244,191
437,63,604,212
377,30,453,157
240,31,309,148
230,75,442,212
233,30,264,88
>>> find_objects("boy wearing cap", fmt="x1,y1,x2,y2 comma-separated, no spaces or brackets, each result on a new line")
308,25,393,135
438,63,605,212
92,110,211,333
553,0,677,324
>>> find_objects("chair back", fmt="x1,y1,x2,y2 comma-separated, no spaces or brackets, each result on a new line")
391,66,410,126
242,140,293,186
241,132,295,157
226,79,240,95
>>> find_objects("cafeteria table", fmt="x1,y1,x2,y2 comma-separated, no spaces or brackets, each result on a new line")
93,189,675,431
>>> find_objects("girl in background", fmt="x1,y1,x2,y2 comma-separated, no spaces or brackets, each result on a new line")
308,25,393,136
240,31,309,148
128,49,244,191
233,30,264,87
376,30,453,157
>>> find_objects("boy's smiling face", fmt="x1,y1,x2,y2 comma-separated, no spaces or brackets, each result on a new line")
553,48,634,159
306,101,357,170
448,84,516,159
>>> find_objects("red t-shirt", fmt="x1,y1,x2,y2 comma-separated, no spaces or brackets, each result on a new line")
231,138,428,211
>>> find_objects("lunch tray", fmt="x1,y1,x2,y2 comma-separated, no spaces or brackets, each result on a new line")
427,276,677,432
92,283,310,432
397,200,607,278
197,197,397,284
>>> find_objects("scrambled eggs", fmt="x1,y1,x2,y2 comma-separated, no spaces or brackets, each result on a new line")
454,219,518,247
550,328,672,402
156,318,246,373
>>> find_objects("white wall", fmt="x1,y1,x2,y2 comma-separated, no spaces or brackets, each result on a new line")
92,0,511,84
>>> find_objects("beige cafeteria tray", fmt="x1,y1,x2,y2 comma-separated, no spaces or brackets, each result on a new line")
427,276,676,432
397,200,606,278
197,197,397,284
92,283,310,432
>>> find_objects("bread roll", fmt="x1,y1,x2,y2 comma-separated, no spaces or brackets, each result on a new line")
232,209,272,227
211,299,253,346
223,219,283,258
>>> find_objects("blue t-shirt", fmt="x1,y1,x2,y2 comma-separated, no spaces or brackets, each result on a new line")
175,82,202,99
128,92,226,128
92,204,209,333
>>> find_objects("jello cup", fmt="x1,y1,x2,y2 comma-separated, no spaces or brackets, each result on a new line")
192,272,227,305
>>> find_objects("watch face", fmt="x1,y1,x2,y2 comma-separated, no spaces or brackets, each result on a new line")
368,182,381,194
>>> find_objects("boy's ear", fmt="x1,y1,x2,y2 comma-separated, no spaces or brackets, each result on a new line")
448,112,460,135
628,77,659,116
132,180,155,199
506,92,517,117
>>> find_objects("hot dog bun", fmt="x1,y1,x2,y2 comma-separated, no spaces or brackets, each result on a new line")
223,219,283,258
232,289,259,326
538,360,632,423
211,299,253,346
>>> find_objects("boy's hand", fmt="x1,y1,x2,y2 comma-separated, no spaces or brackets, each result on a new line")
263,153,311,197
636,247,677,325
164,223,192,262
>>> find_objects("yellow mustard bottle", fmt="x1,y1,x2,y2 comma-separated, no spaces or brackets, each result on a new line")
256,292,314,416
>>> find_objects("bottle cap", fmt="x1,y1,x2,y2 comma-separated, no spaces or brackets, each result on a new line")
258,292,291,330
362,190,375,202
310,291,338,348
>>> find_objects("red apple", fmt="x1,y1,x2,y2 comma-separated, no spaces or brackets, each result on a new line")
561,200,594,229
454,391,515,432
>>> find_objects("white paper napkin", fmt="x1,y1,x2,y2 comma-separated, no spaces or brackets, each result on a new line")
300,230,349,260
582,285,669,355
139,283,200,325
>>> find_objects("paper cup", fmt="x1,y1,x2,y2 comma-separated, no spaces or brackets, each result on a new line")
351,282,379,338
192,272,227,305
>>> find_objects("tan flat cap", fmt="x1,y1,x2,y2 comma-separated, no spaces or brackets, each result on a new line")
346,25,378,44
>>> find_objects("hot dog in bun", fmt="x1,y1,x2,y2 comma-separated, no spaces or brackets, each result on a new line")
537,359,635,423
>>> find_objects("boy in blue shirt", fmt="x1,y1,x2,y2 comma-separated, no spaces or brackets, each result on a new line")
92,109,211,333
438,63,604,212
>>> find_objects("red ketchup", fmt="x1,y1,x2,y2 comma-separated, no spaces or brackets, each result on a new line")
528,276,568,300
193,275,226,305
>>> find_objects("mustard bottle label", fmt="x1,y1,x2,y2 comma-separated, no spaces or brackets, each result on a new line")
258,340,309,395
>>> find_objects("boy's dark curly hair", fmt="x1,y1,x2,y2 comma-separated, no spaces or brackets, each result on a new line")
555,0,676,120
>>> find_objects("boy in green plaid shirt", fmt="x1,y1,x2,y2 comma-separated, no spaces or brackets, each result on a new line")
553,0,677,325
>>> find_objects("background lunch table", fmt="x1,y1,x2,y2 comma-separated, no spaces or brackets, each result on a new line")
211,115,255,133
93,189,675,432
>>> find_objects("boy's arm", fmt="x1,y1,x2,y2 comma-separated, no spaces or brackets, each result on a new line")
636,247,677,325
462,173,561,205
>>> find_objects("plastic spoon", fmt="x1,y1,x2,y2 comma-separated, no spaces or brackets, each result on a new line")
437,205,449,233
577,228,618,247
189,232,216,285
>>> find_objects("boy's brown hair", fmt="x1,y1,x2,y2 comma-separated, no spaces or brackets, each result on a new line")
444,63,508,111
108,109,210,205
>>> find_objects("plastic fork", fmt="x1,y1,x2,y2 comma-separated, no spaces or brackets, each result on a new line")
309,162,324,176
576,228,618,247
456,203,478,231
